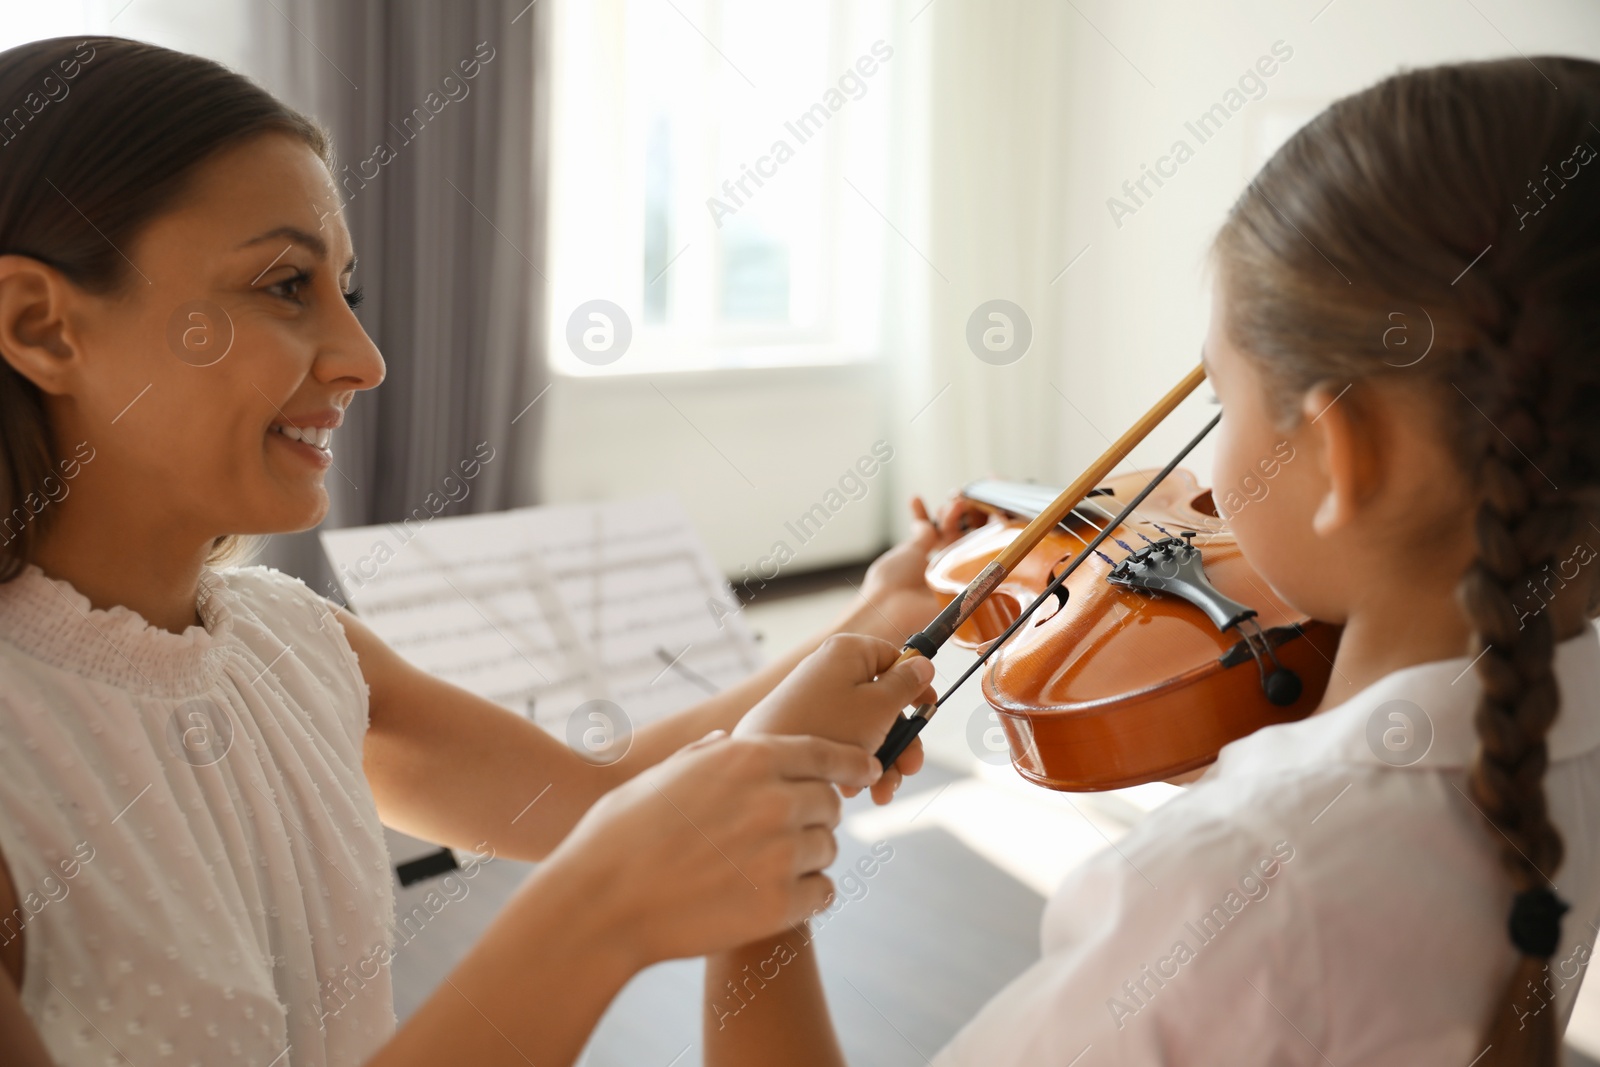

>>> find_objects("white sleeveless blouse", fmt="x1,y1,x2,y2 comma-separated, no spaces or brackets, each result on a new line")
0,562,397,1067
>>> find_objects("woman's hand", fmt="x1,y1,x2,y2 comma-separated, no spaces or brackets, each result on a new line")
542,730,878,969
848,494,986,643
736,632,937,805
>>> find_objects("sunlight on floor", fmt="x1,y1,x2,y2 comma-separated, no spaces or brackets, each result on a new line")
844,763,1181,897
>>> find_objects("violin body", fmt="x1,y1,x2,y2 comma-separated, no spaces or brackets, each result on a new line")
929,470,1341,791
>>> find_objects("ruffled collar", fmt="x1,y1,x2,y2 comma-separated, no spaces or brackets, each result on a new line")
0,563,236,697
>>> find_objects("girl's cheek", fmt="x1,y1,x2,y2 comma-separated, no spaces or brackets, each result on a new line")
1209,434,1246,520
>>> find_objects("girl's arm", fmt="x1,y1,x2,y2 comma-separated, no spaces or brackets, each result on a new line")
706,932,844,1067
353,496,977,861
700,633,948,1067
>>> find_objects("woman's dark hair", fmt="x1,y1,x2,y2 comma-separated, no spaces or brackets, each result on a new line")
0,36,333,582
1213,57,1600,1065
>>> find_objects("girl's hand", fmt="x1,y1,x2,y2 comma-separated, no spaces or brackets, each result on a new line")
545,730,877,968
736,632,937,805
851,494,986,642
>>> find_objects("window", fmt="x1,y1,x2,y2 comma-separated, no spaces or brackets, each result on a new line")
547,0,897,375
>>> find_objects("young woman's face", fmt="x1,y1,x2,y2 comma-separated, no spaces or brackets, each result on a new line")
55,131,383,541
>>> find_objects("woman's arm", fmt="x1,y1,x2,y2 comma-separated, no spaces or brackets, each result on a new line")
368,650,928,1067
354,496,978,861
347,602,857,861
0,967,54,1067
0,852,53,1067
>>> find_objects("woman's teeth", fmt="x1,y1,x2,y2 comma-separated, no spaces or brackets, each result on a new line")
273,424,332,450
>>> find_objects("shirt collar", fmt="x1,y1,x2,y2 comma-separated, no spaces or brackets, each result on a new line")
1212,622,1600,775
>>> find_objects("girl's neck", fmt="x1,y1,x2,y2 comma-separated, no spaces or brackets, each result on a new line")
1317,596,1470,713
1317,568,1590,714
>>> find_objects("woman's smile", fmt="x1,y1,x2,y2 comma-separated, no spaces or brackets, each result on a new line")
267,409,342,469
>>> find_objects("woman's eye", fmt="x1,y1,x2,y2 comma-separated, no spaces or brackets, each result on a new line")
344,285,365,311
267,270,311,303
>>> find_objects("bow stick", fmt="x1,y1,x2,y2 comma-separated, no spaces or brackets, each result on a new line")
874,363,1208,769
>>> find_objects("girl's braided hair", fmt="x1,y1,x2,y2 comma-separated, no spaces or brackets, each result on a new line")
1212,56,1600,1065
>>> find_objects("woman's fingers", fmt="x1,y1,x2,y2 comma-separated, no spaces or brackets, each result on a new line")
683,728,728,751
786,780,844,830
791,826,839,876
766,734,879,789
872,652,936,708
789,872,836,925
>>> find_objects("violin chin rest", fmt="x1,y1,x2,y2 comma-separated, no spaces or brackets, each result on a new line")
1264,668,1303,707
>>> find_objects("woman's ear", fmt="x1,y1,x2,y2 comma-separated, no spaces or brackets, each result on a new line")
1303,381,1382,538
0,254,84,396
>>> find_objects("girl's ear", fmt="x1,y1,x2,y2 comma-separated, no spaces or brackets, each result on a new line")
0,254,84,396
1303,381,1381,538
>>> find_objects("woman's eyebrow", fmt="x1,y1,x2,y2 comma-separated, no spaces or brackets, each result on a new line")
237,225,358,273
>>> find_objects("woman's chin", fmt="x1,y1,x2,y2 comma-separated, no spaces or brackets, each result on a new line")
247,488,331,534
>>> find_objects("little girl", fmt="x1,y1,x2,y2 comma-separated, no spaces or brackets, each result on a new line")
704,56,1600,1066
0,35,958,1067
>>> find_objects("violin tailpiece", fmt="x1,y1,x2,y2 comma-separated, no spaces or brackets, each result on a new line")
1105,535,1255,632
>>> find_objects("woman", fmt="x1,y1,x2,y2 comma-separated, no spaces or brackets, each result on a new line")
0,36,964,1067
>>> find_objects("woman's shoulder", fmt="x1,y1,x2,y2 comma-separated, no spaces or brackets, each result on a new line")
209,564,371,724
210,562,334,617
208,563,352,652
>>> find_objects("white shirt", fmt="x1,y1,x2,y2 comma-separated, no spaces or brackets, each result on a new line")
932,624,1600,1066
0,563,397,1067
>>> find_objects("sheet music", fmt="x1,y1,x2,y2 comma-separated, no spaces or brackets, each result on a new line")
318,495,760,741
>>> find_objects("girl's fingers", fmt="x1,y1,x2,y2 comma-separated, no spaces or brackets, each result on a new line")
894,736,925,777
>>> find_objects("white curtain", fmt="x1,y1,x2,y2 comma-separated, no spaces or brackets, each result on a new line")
243,0,551,596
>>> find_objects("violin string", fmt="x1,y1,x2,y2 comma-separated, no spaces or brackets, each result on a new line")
1054,518,1115,566
1078,495,1179,543
1077,497,1159,544
930,412,1223,709
1064,508,1138,556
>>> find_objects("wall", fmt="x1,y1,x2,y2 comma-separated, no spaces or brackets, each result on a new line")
1041,0,1600,497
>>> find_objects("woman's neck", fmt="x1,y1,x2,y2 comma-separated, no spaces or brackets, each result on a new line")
29,510,213,636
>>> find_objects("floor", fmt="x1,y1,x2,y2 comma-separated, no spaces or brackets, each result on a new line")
381,577,1600,1066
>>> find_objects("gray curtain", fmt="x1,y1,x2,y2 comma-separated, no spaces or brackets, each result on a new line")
244,0,550,602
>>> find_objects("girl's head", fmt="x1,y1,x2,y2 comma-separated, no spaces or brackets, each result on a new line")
0,37,383,584
1209,56,1600,1064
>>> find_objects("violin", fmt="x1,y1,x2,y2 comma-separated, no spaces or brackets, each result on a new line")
873,365,1342,791
929,472,1339,790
